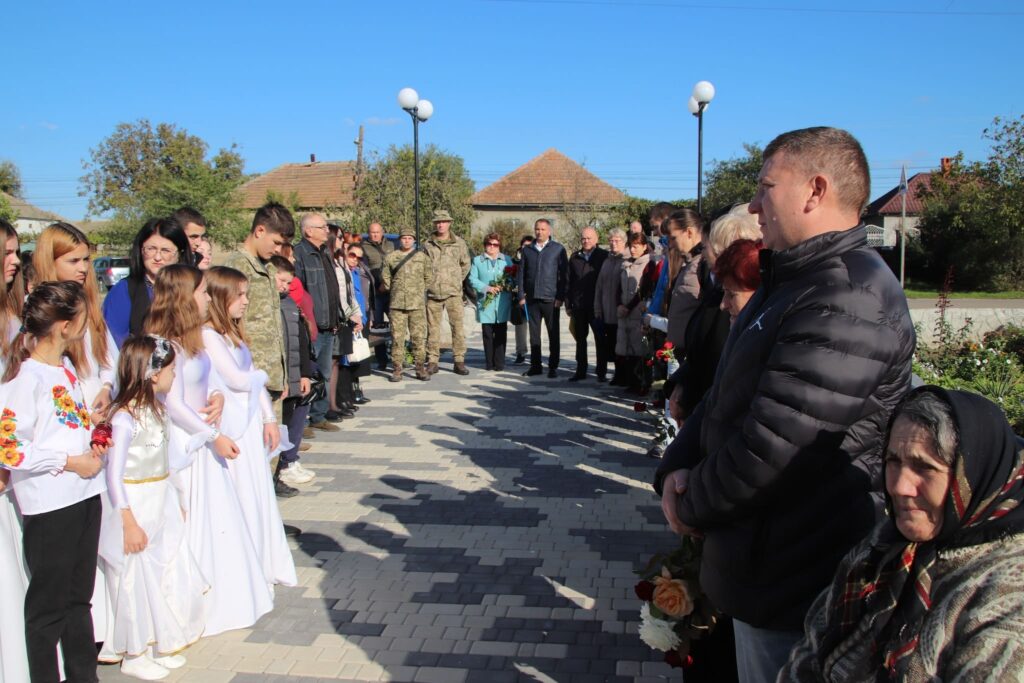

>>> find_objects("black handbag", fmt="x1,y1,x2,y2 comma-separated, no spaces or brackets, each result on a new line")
299,367,327,407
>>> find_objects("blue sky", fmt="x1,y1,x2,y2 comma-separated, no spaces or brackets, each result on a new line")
5,0,1022,220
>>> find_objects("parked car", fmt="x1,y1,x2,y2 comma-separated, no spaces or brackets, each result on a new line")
93,256,130,291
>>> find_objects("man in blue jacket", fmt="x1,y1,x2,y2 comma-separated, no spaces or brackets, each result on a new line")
516,219,568,378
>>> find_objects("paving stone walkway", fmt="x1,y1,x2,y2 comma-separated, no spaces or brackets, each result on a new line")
99,321,678,682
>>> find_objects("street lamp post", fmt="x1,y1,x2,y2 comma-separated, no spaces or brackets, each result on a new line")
397,87,433,244
687,80,715,217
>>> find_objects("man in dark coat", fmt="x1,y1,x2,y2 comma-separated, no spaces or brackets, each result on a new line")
655,127,916,683
566,226,608,381
516,218,568,378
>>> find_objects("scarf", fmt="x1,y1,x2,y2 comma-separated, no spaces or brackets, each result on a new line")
819,386,1024,680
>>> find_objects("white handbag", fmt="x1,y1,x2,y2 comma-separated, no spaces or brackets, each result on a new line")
347,331,372,363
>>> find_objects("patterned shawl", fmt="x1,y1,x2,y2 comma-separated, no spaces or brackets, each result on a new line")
817,386,1024,680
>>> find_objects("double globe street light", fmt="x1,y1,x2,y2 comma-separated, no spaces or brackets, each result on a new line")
397,87,434,244
687,80,715,216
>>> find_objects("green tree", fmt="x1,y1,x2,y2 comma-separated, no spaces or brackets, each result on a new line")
80,120,248,246
0,160,22,198
0,193,16,224
917,115,1024,290
352,144,475,239
702,143,763,217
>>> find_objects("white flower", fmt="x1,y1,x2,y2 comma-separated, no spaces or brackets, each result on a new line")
638,602,682,652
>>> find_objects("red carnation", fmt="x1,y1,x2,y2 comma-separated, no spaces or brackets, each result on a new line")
645,359,654,367
664,342,674,350
634,580,655,601
633,401,647,412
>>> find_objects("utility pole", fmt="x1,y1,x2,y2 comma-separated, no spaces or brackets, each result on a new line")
353,125,365,194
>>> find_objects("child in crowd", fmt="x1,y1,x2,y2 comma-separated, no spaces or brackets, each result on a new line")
270,255,315,488
0,281,108,683
145,264,274,635
99,336,208,681
201,266,296,588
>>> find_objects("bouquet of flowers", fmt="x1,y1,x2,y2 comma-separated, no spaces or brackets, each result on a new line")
483,264,518,307
635,536,719,668
654,341,676,363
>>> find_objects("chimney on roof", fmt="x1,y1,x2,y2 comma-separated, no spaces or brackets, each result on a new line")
310,153,317,164
940,157,952,175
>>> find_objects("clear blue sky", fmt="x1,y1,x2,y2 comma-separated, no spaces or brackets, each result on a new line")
5,0,1022,221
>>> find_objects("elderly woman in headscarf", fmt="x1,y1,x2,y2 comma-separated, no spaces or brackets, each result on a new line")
780,386,1024,682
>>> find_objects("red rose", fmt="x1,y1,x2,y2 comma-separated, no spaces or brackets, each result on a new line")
634,580,655,601
633,402,647,412
91,422,113,448
645,359,654,367
664,650,683,668
664,342,674,350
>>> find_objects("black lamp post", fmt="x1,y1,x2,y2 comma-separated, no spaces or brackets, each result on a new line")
397,87,433,244
687,80,715,217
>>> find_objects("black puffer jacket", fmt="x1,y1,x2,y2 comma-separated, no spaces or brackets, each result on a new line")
660,226,915,631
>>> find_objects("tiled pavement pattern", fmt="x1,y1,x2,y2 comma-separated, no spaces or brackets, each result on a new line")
99,319,679,682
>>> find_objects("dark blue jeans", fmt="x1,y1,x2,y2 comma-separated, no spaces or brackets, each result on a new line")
310,331,335,423
280,396,310,467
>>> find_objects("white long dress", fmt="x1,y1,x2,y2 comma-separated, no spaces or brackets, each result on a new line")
0,318,29,682
98,409,208,656
78,327,120,656
202,328,296,588
163,346,274,636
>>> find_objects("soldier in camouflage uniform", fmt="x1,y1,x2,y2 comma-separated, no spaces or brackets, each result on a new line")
382,226,431,382
423,209,472,375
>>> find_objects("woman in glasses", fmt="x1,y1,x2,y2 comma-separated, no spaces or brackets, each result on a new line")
102,218,191,348
468,233,514,371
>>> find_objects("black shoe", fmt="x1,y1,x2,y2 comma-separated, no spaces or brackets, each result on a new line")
547,368,558,378
523,367,543,377
343,401,359,412
275,478,299,498
354,395,371,405
283,523,302,537
325,410,345,422
514,354,526,365
597,375,608,383
568,373,586,382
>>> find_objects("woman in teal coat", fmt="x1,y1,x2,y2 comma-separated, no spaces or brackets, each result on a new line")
469,233,514,370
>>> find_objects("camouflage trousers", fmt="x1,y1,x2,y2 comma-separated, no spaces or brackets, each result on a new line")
426,296,466,364
391,306,426,366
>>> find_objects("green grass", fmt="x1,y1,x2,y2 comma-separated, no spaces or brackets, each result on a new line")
904,289,1024,299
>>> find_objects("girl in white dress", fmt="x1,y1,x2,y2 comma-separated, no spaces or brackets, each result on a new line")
0,281,108,683
0,218,29,683
202,266,296,587
144,264,274,636
99,336,208,681
31,221,122,661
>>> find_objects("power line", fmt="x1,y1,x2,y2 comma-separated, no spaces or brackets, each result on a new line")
482,0,1022,17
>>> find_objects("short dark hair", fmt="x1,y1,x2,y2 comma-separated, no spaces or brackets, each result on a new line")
172,207,206,229
648,202,676,235
252,202,296,239
519,235,534,247
484,233,502,249
269,255,295,274
129,217,191,281
763,127,870,213
626,232,649,252
534,218,551,229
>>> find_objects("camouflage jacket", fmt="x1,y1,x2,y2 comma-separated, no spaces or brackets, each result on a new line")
382,249,431,310
423,234,471,300
223,248,286,392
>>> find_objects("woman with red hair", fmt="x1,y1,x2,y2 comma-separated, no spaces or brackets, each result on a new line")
713,239,763,324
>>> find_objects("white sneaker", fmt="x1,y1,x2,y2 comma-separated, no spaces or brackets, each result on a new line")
153,653,186,669
120,655,169,680
293,462,316,479
279,462,315,485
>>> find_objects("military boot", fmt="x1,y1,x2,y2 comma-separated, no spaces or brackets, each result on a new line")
453,362,469,376
415,363,431,381
427,362,439,375
389,364,403,383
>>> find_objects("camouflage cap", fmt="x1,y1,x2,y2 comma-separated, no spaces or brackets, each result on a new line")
431,209,453,223
399,225,416,237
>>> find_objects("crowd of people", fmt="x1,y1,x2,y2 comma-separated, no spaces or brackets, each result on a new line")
1,124,1023,683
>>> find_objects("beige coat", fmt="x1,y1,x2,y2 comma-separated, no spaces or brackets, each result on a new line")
615,253,650,357
593,252,624,322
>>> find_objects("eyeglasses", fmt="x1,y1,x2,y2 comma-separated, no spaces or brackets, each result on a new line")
346,253,360,259
142,246,178,259
485,242,500,247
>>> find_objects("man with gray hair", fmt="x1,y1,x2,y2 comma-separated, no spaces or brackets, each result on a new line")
566,226,607,381
293,212,341,430
593,228,626,383
655,127,916,682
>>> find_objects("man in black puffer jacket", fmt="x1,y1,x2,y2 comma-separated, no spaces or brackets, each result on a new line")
655,127,915,683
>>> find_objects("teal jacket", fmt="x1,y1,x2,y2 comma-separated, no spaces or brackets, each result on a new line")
469,253,514,323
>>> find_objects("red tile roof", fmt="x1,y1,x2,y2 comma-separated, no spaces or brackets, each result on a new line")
470,149,625,207
239,161,357,210
866,172,932,216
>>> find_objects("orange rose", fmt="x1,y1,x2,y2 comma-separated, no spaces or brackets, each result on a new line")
652,567,694,618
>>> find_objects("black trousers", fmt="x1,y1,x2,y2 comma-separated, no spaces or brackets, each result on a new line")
23,494,102,683
599,323,618,380
571,311,607,377
481,323,508,370
527,299,560,370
